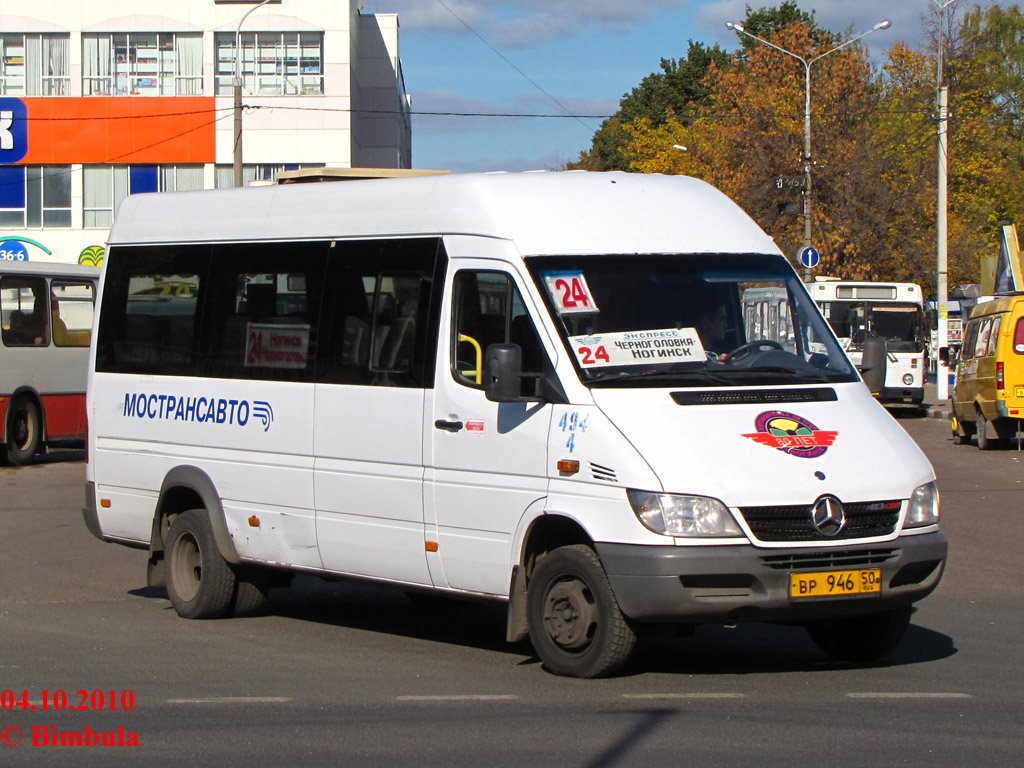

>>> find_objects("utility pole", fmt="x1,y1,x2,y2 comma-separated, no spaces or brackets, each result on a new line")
934,0,955,401
234,0,274,188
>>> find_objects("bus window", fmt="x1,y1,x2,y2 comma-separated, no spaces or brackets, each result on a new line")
51,281,96,347
1,276,50,346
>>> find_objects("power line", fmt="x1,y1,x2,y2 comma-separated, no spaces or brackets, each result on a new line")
432,0,594,132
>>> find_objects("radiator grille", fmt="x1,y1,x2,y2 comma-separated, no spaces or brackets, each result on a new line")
739,500,900,542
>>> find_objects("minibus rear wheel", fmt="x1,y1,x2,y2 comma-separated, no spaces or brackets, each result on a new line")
805,605,912,662
166,509,237,619
526,544,636,678
5,395,41,465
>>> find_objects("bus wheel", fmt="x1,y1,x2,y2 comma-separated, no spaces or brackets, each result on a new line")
977,411,997,450
526,544,636,678
231,566,271,617
805,605,912,662
166,509,236,619
5,396,41,465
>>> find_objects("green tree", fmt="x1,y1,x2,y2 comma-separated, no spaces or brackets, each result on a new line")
568,41,728,171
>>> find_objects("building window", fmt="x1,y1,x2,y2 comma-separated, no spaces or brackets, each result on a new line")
160,165,205,192
0,33,70,95
0,166,72,228
82,33,203,96
83,165,204,228
214,32,323,96
214,164,322,188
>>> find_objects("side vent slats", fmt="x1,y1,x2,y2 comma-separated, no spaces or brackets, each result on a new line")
590,463,618,483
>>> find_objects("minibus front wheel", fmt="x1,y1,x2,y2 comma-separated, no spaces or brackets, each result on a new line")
527,544,637,678
165,509,237,619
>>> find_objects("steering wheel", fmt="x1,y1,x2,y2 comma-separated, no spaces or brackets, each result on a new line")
724,339,784,364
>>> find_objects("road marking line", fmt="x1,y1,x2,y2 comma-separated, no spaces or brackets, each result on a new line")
846,693,972,699
396,695,519,702
622,693,746,700
166,697,292,704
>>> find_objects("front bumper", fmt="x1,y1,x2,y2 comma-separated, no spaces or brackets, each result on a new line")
879,386,925,404
596,531,947,624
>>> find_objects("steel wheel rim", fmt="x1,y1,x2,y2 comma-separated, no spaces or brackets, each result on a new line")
542,576,598,651
170,531,203,602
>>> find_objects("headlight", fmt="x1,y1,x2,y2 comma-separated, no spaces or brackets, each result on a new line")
905,481,940,528
627,490,743,537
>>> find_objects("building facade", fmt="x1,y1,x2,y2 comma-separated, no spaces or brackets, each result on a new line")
0,0,410,265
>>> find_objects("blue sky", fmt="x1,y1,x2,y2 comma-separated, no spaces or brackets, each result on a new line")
363,0,980,173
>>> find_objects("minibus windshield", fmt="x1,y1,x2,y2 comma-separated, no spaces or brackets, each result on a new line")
528,253,858,388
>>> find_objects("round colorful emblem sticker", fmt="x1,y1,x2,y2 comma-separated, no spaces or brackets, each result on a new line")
742,410,838,459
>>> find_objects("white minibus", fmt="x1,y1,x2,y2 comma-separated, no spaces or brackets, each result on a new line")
83,172,946,678
2,260,99,464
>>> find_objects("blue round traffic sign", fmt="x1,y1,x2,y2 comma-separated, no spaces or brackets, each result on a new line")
799,246,820,269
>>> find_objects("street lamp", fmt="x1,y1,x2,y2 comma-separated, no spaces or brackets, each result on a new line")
725,19,891,278
233,0,274,188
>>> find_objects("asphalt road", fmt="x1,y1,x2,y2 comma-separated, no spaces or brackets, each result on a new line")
1,418,1022,767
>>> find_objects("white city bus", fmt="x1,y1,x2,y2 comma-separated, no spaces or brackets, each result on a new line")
810,279,927,406
83,172,946,678
1,260,100,464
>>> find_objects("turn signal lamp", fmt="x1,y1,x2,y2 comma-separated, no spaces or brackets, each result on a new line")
556,459,579,475
996,362,1005,391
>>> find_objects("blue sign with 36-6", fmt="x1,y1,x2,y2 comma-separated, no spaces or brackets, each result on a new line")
799,246,820,269
0,240,30,261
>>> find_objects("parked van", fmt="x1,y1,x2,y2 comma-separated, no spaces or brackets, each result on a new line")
83,172,946,677
948,294,1024,448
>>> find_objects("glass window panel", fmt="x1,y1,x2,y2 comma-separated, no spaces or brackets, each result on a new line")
42,165,71,207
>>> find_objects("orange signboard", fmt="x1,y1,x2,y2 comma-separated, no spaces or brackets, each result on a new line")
19,97,217,164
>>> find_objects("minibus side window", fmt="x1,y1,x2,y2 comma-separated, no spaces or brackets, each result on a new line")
451,270,546,391
1,276,49,347
975,318,993,358
200,242,327,383
316,238,442,388
95,245,209,374
987,316,1002,356
961,321,979,361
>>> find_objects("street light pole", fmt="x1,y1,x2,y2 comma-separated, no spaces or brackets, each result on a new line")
234,0,274,188
933,0,956,401
725,19,891,279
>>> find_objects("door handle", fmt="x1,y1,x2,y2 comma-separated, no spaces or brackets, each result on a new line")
434,419,464,432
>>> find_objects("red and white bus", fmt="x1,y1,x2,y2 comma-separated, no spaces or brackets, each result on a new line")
1,260,100,464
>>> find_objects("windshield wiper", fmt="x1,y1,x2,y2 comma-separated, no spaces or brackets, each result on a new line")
716,365,833,382
584,368,737,386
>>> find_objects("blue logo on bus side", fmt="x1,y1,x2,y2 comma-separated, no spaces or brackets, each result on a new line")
122,393,274,432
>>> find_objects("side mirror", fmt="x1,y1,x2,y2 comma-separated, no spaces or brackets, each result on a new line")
939,346,950,366
926,308,938,331
484,343,525,403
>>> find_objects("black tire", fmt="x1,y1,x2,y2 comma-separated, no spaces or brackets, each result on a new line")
232,566,271,617
805,605,913,662
165,509,236,619
5,396,41,465
977,410,995,450
526,544,636,678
